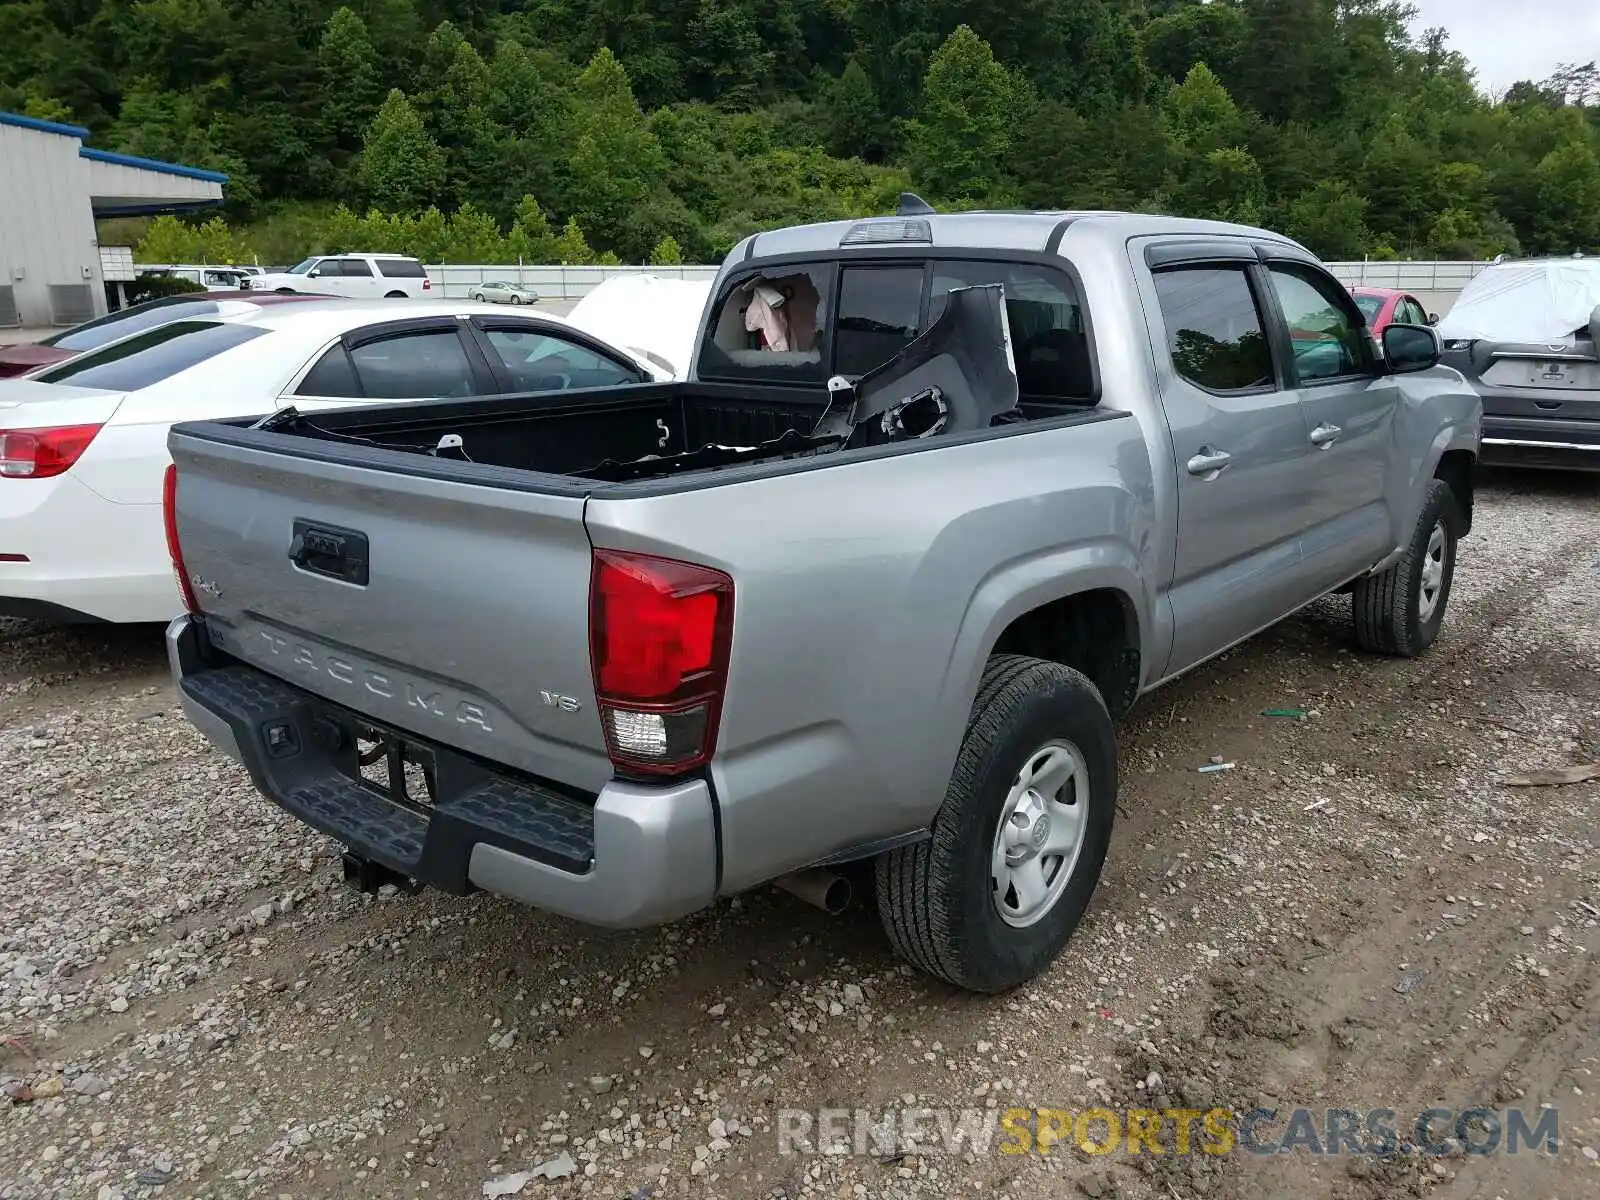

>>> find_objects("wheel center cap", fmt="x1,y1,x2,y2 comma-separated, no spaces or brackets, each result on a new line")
1029,812,1050,851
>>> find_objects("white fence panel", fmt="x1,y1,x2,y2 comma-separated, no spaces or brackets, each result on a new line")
425,263,719,300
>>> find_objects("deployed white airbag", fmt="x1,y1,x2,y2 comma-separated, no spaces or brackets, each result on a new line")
1438,259,1600,343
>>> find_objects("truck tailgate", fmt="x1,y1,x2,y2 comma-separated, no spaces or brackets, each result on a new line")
168,428,612,794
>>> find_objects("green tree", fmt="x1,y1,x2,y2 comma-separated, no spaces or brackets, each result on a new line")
1237,0,1339,124
1142,2,1247,85
22,94,75,123
317,8,383,162
1164,64,1246,153
827,59,884,161
505,196,560,262
1533,140,1600,252
1169,147,1267,225
566,49,670,259
359,89,445,213
552,216,598,265
649,235,684,264
442,203,507,262
1285,180,1370,259
905,26,1025,204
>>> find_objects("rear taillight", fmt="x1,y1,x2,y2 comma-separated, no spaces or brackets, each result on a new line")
163,465,201,615
589,549,733,776
422,277,431,290
0,424,102,479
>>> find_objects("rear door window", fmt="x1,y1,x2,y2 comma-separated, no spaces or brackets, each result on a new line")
335,258,374,278
1152,267,1275,392
481,328,642,391
295,345,363,398
347,329,479,399
35,321,267,391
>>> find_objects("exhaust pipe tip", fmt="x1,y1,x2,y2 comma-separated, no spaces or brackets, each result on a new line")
774,867,852,915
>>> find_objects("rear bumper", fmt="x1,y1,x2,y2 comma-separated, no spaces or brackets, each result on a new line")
167,615,719,928
0,474,179,622
1480,413,1600,472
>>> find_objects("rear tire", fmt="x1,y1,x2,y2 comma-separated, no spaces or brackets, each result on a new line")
1352,478,1459,657
385,290,407,299
472,292,484,302
876,654,1116,993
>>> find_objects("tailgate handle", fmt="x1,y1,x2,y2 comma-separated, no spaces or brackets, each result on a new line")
288,519,370,586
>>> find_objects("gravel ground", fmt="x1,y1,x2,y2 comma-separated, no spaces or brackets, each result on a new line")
2,469,1598,1200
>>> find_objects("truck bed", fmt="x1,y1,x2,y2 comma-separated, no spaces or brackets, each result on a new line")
197,381,1099,493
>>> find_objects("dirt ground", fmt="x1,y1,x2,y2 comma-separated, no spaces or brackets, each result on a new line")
2,468,1598,1200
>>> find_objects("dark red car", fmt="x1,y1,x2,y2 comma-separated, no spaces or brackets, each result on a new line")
1349,287,1437,335
0,291,328,378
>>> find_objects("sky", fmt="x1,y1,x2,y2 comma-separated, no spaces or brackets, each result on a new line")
1407,0,1600,95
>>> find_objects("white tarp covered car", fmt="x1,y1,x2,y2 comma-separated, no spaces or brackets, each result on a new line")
1437,257,1600,473
565,275,713,379
1438,257,1600,344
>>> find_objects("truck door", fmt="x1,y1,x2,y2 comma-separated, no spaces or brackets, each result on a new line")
1142,247,1319,672
1255,255,1398,590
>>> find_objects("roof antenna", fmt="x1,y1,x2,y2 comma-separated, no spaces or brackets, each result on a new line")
897,192,935,216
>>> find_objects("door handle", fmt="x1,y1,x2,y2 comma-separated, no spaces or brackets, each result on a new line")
1310,423,1342,447
1186,447,1232,477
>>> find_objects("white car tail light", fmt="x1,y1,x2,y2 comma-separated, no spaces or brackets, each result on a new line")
589,549,733,776
0,424,103,479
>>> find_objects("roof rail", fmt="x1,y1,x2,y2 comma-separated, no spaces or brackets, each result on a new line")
897,192,936,216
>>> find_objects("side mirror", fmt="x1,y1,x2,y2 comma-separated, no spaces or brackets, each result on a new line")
1383,324,1440,373
1427,313,1439,326
307,266,324,278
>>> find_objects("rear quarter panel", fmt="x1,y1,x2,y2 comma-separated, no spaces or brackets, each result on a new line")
584,415,1158,892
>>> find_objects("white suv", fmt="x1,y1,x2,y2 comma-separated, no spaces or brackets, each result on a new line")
244,253,433,300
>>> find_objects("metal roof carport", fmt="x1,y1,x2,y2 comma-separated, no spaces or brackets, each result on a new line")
0,111,227,329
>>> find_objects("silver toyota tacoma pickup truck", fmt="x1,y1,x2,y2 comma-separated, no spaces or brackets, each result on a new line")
163,208,1481,993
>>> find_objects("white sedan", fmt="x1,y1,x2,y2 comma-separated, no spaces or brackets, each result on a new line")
0,300,669,623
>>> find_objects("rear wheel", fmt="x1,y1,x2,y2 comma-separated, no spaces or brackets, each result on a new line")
1352,479,1459,657
472,291,484,302
385,290,407,299
876,654,1116,993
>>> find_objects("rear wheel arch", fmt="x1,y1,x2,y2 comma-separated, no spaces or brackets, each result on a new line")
990,587,1142,719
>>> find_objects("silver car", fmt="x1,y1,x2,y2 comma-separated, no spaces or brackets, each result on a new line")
471,280,540,305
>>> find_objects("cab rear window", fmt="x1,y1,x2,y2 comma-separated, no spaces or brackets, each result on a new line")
35,321,267,392
698,257,1094,402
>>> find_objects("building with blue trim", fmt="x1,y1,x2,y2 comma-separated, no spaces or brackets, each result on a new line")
0,110,227,327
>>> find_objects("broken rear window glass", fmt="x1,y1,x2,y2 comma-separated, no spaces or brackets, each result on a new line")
699,266,829,383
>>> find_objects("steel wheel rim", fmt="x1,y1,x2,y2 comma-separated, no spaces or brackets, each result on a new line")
1418,520,1447,622
990,739,1090,928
